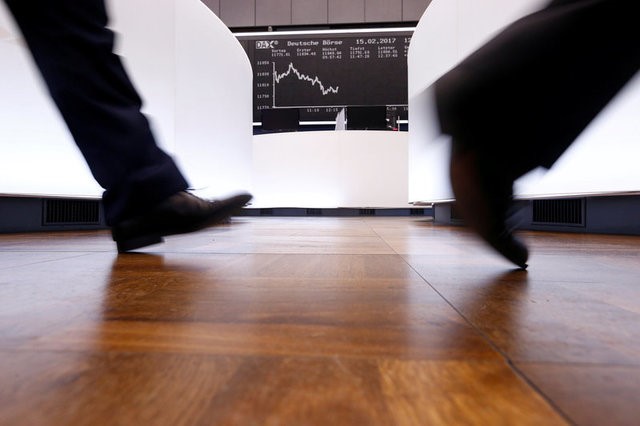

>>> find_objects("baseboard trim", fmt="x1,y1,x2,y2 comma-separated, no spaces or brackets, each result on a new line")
0,197,433,233
433,195,640,236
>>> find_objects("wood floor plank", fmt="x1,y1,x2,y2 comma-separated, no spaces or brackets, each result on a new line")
2,217,638,424
141,218,397,254
4,253,498,360
518,363,640,426
403,253,640,365
0,230,113,252
378,359,566,425
0,351,242,426
0,251,93,270
23,320,500,361
0,351,566,426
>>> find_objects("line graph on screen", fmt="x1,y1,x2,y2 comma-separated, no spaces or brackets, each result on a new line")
272,62,340,108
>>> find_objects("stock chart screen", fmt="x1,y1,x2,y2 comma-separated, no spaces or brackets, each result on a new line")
236,29,413,123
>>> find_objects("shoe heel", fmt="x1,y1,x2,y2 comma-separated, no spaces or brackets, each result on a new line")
490,233,529,270
116,234,164,253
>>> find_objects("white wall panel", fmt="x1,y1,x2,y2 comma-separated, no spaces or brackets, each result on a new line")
252,131,409,208
174,0,253,198
0,0,253,199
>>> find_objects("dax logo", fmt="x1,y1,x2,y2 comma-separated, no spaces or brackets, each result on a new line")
256,40,278,49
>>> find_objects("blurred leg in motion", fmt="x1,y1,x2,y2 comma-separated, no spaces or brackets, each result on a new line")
4,0,252,251
435,0,640,268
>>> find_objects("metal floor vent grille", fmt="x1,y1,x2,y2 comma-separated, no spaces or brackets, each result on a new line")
43,199,101,225
532,198,584,226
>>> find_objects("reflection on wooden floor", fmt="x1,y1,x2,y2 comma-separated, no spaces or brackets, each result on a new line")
1,217,639,425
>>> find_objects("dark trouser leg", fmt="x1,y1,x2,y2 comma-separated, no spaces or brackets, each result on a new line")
434,0,639,268
435,0,640,179
4,0,188,225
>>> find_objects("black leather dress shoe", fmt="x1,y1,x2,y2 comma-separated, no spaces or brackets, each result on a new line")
112,191,252,253
449,141,529,269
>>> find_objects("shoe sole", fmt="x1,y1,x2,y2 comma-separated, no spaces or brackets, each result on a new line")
116,234,164,253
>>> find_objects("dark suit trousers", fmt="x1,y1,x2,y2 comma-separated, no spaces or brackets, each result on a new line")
435,0,640,180
5,0,189,225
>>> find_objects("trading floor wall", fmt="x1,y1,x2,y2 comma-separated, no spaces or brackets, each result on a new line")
200,0,430,28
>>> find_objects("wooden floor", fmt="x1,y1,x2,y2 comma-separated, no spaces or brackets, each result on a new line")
1,217,639,425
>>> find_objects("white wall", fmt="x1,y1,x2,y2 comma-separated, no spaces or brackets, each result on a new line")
0,3,99,197
0,0,252,199
253,131,409,208
408,0,640,202
172,0,253,198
